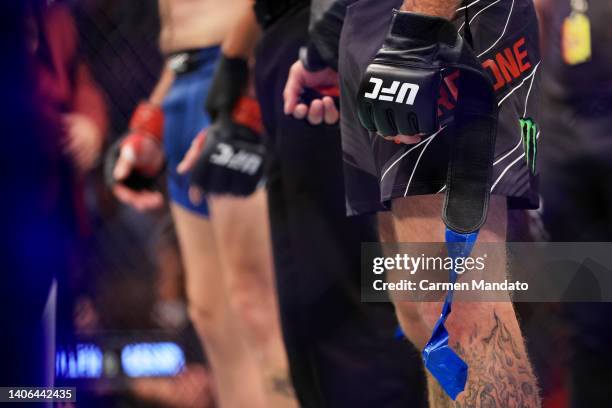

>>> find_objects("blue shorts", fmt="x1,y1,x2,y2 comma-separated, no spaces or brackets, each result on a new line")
162,46,221,217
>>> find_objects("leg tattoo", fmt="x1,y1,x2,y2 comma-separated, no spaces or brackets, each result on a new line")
451,311,540,408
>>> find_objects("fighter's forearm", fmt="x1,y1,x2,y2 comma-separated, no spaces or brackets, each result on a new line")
400,0,461,19
221,2,261,59
306,0,352,71
148,65,175,106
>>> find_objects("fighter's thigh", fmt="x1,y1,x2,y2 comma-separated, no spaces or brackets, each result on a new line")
208,189,274,290
377,211,397,243
390,194,507,242
170,203,225,314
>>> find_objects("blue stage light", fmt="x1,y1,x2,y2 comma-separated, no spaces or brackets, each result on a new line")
56,344,104,378
121,342,185,377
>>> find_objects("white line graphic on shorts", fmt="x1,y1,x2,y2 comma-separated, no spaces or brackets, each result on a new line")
457,0,481,12
523,67,537,117
494,129,540,166
380,126,447,182
438,118,535,192
497,62,541,106
491,130,540,191
404,132,439,197
458,0,502,32
494,138,522,166
477,0,515,58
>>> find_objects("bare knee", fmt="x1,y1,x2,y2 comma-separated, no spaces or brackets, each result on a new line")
378,212,397,243
210,197,274,293
393,299,512,352
218,222,277,344
226,269,274,338
188,297,226,341
447,301,519,340
224,244,270,281
231,286,268,328
219,231,274,324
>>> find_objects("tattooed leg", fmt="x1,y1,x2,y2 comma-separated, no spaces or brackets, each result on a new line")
428,372,455,408
388,195,540,408
450,307,539,408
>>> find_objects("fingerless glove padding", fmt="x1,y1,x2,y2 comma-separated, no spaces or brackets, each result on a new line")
190,120,265,197
104,137,161,192
205,56,249,120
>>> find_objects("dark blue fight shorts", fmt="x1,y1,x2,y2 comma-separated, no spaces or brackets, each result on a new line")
162,46,221,216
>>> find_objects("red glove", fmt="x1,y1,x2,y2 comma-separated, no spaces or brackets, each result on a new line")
105,102,165,191
128,102,164,143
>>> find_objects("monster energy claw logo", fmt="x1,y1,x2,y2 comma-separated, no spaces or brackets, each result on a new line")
520,118,538,173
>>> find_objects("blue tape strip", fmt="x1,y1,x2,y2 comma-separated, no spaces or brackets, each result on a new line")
421,227,479,400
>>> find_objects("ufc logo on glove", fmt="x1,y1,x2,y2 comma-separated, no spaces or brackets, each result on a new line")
363,77,420,105
211,143,262,176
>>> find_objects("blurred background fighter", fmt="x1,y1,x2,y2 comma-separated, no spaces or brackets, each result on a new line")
105,1,295,407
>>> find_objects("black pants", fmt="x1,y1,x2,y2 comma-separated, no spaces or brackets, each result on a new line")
255,4,425,407
540,100,612,408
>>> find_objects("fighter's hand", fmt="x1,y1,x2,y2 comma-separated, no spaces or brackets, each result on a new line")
108,133,165,211
357,12,469,146
283,60,339,125
177,130,206,175
63,113,103,172
177,130,207,205
187,97,265,202
105,102,165,211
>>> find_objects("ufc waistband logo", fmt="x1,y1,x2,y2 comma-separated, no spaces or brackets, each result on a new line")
211,143,262,176
364,78,420,105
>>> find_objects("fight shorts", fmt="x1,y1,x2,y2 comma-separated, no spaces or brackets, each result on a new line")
163,46,221,216
339,0,541,215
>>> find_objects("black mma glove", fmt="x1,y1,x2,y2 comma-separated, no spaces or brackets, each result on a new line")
357,11,498,233
191,97,265,196
205,56,249,120
303,0,352,71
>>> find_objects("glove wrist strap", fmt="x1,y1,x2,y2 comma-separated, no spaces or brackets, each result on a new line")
390,10,457,47
299,45,329,72
232,97,264,135
129,102,164,144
